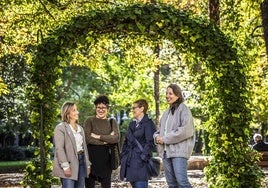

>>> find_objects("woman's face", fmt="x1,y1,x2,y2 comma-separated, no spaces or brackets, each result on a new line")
96,103,108,119
166,87,179,105
132,103,144,120
68,104,79,123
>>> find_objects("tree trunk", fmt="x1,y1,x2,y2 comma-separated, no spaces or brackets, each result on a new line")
14,133,19,146
153,45,160,127
154,67,160,127
208,0,220,25
261,0,268,56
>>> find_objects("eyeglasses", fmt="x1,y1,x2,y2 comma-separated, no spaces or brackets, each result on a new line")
132,106,140,110
96,106,107,110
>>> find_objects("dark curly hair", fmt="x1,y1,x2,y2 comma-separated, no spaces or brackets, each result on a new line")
94,95,110,107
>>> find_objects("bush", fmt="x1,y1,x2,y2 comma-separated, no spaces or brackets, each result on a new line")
0,146,25,161
24,146,36,159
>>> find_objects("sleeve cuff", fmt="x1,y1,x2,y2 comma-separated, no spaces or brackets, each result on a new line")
61,162,70,169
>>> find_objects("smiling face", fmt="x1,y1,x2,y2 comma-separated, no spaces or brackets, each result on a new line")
166,87,179,105
96,103,108,119
61,102,79,124
68,104,79,124
132,102,144,120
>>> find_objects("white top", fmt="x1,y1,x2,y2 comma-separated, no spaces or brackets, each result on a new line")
69,124,84,152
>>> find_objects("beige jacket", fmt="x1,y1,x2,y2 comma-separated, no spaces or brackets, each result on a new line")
52,122,91,180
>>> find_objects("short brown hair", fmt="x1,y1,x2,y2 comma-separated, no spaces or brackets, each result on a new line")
134,99,148,114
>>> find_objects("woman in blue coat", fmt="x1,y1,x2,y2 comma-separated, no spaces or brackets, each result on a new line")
120,99,156,188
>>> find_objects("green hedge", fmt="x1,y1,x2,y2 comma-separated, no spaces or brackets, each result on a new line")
0,146,35,161
0,161,28,173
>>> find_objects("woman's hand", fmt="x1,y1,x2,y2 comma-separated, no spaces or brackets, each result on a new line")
156,136,164,145
64,167,71,177
87,167,91,175
91,133,100,139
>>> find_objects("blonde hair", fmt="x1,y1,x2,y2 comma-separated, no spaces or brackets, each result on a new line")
61,101,78,123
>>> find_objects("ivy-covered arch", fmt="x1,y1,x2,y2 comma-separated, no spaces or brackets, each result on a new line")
24,3,263,187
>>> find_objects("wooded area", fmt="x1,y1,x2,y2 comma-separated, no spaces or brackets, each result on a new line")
1,0,268,187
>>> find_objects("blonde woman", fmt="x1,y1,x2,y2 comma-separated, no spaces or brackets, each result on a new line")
52,101,91,188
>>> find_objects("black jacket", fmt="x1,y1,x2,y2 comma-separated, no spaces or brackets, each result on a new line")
253,141,268,151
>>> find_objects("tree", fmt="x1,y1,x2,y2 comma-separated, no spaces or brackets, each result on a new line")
22,3,256,187
0,54,31,147
260,0,268,56
1,1,267,187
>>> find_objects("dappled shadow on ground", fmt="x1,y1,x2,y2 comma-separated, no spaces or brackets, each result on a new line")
109,170,207,188
1,169,268,188
0,170,206,188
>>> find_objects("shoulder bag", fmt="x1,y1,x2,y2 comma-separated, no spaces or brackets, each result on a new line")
135,138,161,177
109,119,121,170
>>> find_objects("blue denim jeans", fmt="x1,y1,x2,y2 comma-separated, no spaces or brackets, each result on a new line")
163,153,192,188
61,153,86,188
130,181,148,188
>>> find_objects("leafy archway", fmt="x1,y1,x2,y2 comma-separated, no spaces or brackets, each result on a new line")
24,3,263,187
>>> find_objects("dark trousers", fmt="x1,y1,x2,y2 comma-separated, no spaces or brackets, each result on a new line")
85,174,111,188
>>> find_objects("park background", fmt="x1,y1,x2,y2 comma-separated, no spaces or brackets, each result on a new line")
1,0,268,187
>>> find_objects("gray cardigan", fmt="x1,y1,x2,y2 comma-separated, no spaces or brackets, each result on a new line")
153,103,195,159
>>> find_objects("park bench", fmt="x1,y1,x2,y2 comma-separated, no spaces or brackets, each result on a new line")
258,151,268,167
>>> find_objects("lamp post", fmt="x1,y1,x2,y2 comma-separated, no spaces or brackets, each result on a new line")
122,110,128,120
110,109,129,150
110,109,129,125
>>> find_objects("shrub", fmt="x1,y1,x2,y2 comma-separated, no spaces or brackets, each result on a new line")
0,146,25,161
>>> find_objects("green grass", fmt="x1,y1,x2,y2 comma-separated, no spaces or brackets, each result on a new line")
0,161,28,173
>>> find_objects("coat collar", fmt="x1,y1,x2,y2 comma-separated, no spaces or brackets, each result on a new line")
63,122,77,153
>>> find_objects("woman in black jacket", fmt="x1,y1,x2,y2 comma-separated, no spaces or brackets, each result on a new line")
252,133,268,151
120,99,156,188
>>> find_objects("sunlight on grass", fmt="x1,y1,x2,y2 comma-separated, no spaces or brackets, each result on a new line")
0,161,28,167
0,161,28,172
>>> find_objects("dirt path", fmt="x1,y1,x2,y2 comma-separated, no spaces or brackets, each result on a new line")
0,170,206,188
1,170,268,188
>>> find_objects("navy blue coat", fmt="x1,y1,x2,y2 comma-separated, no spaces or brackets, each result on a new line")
120,114,156,181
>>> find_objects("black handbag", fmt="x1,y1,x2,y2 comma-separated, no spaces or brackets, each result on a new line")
109,119,120,170
146,156,161,177
135,138,161,177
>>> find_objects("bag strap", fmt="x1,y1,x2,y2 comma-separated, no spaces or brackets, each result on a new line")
109,118,113,133
135,138,143,151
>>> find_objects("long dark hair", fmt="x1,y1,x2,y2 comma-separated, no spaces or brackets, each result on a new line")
168,84,185,115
